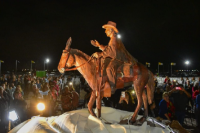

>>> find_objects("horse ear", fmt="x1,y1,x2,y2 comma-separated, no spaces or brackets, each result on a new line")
65,37,72,50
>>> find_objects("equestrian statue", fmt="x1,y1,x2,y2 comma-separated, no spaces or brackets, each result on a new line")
58,21,155,125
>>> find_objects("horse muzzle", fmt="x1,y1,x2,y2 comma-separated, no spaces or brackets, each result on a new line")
58,68,65,74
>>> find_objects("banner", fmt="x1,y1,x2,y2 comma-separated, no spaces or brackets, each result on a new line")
171,63,176,65
31,60,35,63
146,62,150,67
158,62,163,65
0,60,4,63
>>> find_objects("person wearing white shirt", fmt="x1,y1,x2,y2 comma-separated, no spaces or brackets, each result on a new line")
73,76,80,94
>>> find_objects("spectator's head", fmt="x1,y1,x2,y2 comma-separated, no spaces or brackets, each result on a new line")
4,81,7,86
181,77,183,80
192,77,195,80
1,83,5,89
69,85,75,91
156,87,161,93
186,77,188,80
11,82,15,87
36,79,40,83
32,84,37,90
162,92,169,102
16,85,22,92
42,82,49,91
195,83,199,87
9,86,12,90
125,91,134,104
166,85,171,92
166,76,168,79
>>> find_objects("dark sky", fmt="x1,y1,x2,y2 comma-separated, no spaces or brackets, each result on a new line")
0,0,200,73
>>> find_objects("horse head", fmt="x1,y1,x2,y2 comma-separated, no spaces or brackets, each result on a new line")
58,37,75,74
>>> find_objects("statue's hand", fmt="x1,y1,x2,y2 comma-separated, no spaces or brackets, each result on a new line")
92,52,101,58
91,40,100,47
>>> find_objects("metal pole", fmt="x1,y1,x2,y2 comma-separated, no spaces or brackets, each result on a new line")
44,61,45,71
31,61,32,74
171,65,172,76
158,63,159,76
0,61,1,76
16,60,17,73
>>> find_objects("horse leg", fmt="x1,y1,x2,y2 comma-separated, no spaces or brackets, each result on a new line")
88,91,97,117
138,90,148,123
96,92,102,118
130,83,144,124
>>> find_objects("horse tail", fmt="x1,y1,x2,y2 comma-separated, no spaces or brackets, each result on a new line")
146,71,155,105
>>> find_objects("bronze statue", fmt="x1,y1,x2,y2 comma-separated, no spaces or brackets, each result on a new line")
58,21,155,125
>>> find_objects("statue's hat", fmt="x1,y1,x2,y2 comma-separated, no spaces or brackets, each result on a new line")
102,21,119,33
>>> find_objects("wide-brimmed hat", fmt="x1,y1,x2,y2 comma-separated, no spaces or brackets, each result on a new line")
102,21,119,33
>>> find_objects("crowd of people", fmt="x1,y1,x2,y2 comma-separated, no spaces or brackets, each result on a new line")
0,73,65,132
1,72,200,132
153,76,200,128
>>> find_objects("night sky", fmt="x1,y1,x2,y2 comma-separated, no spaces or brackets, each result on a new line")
0,0,200,73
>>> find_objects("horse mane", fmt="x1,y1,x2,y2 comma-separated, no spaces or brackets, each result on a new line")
71,49,93,63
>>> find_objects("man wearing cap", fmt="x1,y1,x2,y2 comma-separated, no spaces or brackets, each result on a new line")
91,21,137,92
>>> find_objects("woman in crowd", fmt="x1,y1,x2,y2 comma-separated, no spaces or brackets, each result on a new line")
13,85,27,122
0,86,9,133
159,92,175,121
195,87,200,127
116,91,136,112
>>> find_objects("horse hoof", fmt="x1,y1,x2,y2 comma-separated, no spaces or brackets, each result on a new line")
138,117,146,123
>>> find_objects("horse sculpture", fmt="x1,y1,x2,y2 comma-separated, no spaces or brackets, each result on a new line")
58,37,155,125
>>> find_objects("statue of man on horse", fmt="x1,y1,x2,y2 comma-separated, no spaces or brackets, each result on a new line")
91,21,138,93
57,21,155,126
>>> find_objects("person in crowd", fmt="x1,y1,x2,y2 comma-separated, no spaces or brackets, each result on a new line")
12,75,18,86
163,76,169,90
13,85,27,122
190,77,196,88
180,77,184,87
7,75,12,85
195,88,200,127
159,92,175,121
36,79,42,90
154,77,158,88
2,75,7,83
116,91,136,112
14,85,24,100
41,82,51,99
171,80,178,88
168,85,191,126
185,77,189,89
166,85,172,92
193,87,200,104
2,83,12,107
154,87,163,108
10,82,16,93
0,86,9,133
73,76,80,94
25,75,31,96
192,83,199,92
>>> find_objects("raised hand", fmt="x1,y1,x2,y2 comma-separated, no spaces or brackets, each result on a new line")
91,40,100,47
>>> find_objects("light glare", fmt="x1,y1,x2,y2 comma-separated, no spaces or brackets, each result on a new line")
185,61,189,65
117,34,121,39
37,103,45,111
9,110,18,121
46,59,50,63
